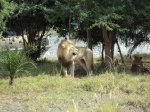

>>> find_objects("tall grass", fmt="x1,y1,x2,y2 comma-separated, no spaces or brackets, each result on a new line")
0,58,150,112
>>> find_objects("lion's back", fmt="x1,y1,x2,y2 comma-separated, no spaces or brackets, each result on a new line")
77,47,93,55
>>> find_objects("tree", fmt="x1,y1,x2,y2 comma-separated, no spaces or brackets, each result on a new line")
8,0,55,61
91,0,124,68
0,0,15,37
118,0,150,57
53,0,150,69
5,0,150,69
52,0,80,38
50,0,124,68
52,0,101,50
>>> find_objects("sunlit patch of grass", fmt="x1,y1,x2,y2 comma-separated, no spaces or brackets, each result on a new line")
117,74,150,94
95,100,122,112
78,73,118,93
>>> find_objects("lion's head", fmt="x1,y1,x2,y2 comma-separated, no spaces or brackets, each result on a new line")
131,56,144,72
57,40,78,63
133,56,143,66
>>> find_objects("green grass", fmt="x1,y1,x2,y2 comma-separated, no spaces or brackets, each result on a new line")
0,59,150,112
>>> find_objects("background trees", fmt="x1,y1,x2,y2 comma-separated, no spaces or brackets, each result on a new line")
122,0,150,57
1,0,150,69
0,0,15,37
7,0,56,61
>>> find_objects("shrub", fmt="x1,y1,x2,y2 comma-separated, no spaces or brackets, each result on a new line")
0,47,36,85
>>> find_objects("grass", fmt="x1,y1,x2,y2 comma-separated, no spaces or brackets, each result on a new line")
0,58,150,112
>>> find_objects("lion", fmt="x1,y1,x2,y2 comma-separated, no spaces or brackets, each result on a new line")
131,56,150,73
57,39,95,77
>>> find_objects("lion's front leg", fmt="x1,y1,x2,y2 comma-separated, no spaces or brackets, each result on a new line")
70,61,75,78
64,69,68,76
61,65,68,76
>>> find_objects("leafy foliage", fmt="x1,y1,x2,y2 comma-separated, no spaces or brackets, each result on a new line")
117,0,150,55
7,0,56,60
0,0,16,37
0,46,36,85
2,0,150,60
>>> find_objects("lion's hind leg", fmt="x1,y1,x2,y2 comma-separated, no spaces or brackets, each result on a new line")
143,67,150,73
137,65,150,73
70,61,75,78
86,61,94,76
79,59,90,76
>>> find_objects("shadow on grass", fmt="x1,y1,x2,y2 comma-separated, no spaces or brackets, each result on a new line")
94,61,148,76
32,60,61,76
33,60,150,77
0,60,61,79
1,59,149,80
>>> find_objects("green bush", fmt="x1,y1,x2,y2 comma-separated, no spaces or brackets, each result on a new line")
0,47,36,85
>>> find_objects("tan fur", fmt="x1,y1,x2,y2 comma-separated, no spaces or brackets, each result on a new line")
57,40,78,77
57,40,76,62
131,56,150,73
57,39,95,77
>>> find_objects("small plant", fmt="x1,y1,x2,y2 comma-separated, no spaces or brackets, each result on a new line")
0,47,36,85
22,43,37,56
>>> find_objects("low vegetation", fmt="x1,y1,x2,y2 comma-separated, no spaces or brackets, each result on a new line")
0,54,150,112
0,47,36,85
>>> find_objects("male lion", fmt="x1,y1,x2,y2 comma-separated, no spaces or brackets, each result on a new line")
131,56,150,73
57,39,95,77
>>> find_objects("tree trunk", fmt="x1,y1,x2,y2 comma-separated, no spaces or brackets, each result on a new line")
101,43,105,63
111,42,115,60
101,26,113,70
116,40,125,64
25,29,46,61
111,33,117,60
87,28,92,50
9,75,14,85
